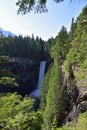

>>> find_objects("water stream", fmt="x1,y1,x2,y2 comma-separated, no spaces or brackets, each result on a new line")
30,61,46,98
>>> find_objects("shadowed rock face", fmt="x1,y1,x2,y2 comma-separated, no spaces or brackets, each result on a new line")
12,62,39,96
62,64,87,125
0,58,39,96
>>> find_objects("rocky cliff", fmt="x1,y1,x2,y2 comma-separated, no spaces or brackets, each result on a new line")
0,57,39,96
62,63,87,125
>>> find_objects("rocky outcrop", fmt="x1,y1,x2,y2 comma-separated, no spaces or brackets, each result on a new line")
62,65,87,125
12,57,34,66
76,93,87,114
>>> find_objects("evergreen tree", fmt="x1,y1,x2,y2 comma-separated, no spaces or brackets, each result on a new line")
0,56,19,93
0,35,49,62
40,65,52,110
51,26,69,64
41,26,69,130
16,0,64,14
69,18,77,42
42,60,67,130
66,5,87,68
77,5,87,33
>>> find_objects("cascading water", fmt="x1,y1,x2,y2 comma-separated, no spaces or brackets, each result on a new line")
37,61,46,89
30,61,46,98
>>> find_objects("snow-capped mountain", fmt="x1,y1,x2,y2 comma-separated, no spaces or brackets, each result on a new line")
0,28,15,37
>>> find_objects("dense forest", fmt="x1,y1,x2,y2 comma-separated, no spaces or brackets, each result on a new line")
0,5,87,130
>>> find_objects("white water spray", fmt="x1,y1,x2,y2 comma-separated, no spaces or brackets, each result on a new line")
30,61,46,98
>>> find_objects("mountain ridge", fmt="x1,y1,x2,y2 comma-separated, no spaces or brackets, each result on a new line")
0,27,15,37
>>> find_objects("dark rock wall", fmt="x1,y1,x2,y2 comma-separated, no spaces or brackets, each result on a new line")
62,66,87,125
0,57,39,96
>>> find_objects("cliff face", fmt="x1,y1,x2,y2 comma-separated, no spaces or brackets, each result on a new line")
62,64,87,125
0,57,39,96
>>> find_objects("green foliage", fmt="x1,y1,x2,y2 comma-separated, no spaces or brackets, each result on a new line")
75,111,87,130
0,35,49,62
69,18,77,42
40,65,52,110
16,0,64,14
0,55,18,93
65,5,87,72
0,93,43,130
41,26,69,130
74,69,87,82
81,59,87,69
42,65,57,130
0,4,87,130
0,55,14,64
0,77,18,87
41,6,87,130
51,26,69,64
53,111,87,130
77,5,87,34
42,61,67,130
66,40,87,67
0,34,52,95
0,69,14,78
44,37,54,59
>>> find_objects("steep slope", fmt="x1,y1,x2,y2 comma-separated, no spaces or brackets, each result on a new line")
62,5,87,127
40,5,87,130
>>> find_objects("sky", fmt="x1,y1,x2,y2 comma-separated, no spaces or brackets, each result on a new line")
0,0,86,40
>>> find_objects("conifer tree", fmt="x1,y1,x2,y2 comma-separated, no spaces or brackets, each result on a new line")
51,26,69,64
42,59,67,129
40,66,52,110
69,18,77,42
16,0,64,14
67,5,87,68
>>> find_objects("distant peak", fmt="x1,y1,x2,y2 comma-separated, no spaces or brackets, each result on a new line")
0,28,16,37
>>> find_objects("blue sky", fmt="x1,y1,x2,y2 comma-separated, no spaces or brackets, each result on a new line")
0,0,86,40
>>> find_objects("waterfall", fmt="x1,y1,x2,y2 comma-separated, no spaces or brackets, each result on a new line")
30,61,46,98
37,61,46,89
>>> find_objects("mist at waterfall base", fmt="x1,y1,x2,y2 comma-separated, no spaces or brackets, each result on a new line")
30,61,46,98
